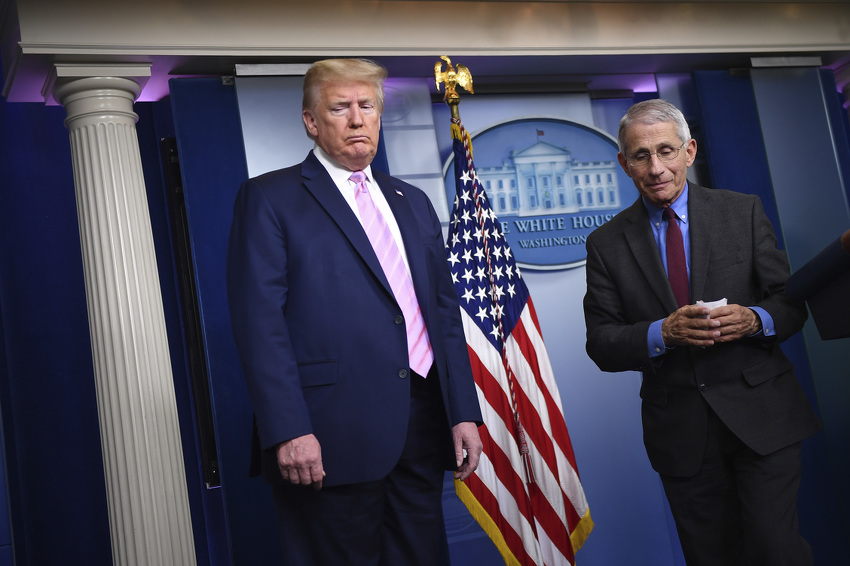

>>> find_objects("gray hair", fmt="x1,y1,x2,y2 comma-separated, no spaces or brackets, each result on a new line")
617,99,691,153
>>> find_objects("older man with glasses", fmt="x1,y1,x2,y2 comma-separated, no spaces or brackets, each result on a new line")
583,99,819,565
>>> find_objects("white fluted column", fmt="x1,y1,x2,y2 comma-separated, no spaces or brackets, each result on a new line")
53,70,196,566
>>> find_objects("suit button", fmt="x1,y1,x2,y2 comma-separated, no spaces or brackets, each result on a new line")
698,383,707,392
398,369,408,379
394,315,404,325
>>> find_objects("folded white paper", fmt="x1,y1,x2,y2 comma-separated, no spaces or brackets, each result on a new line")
696,298,727,318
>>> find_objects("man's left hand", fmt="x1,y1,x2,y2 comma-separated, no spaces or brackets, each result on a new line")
709,304,762,342
451,421,483,481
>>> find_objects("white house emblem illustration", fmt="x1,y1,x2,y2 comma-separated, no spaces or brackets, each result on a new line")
478,138,621,217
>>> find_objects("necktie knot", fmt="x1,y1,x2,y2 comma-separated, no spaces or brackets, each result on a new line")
350,170,367,188
663,207,677,222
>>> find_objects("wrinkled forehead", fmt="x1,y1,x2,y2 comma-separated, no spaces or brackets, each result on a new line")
622,121,682,152
316,80,380,109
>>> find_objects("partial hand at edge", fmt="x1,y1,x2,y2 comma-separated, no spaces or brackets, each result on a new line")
276,433,326,490
452,421,483,481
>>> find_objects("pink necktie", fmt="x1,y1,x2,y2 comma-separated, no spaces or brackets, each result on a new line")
350,171,434,377
663,207,690,308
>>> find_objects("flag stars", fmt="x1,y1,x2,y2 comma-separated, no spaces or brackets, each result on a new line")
446,134,532,351
493,285,505,300
490,303,504,320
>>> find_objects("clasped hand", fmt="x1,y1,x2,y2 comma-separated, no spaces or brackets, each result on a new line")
662,304,761,348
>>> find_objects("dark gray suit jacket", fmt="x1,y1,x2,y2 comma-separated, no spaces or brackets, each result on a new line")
583,183,819,477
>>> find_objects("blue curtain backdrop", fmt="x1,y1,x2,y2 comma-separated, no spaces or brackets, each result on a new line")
0,96,112,565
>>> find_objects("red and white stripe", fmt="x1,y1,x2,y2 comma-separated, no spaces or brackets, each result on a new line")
457,298,591,565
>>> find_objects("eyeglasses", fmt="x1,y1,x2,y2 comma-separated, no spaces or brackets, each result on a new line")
626,142,686,168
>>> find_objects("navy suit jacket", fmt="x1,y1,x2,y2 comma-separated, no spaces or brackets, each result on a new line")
227,151,482,486
583,183,819,477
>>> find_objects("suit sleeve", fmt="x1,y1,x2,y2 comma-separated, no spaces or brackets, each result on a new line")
583,232,657,373
748,197,808,341
226,177,313,451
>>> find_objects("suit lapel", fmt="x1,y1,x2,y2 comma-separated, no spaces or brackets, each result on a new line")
622,198,680,311
300,153,394,295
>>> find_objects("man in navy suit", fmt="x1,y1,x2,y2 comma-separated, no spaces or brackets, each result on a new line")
227,58,483,565
583,99,819,565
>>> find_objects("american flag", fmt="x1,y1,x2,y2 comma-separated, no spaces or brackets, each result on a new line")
446,117,593,565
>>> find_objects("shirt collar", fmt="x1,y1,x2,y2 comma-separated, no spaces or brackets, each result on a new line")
312,145,374,189
643,182,689,224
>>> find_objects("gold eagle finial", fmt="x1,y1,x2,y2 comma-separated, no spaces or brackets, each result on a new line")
434,55,474,103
